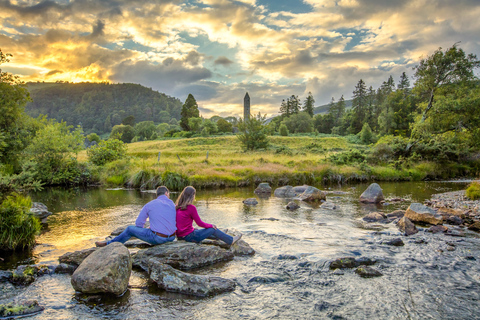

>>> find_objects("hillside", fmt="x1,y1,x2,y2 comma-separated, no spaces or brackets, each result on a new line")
313,98,353,115
25,82,183,134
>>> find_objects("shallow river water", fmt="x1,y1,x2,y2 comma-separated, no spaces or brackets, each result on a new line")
2,181,480,319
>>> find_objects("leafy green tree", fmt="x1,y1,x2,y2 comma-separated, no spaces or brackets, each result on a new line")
279,124,289,136
87,133,101,144
314,113,334,134
359,122,375,144
156,123,170,137
237,113,269,150
188,117,203,133
110,124,135,143
180,94,199,131
217,118,233,133
121,115,135,127
87,138,127,166
282,112,313,133
134,121,156,141
202,119,218,135
413,44,480,124
303,92,315,117
24,121,84,184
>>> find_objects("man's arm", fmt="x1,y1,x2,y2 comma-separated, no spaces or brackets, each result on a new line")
135,204,149,228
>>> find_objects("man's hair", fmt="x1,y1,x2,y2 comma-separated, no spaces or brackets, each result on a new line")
156,186,169,197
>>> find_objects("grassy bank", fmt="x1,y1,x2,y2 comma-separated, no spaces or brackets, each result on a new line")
77,135,474,191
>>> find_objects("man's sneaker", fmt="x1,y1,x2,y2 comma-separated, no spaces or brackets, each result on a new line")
95,240,108,247
230,234,242,247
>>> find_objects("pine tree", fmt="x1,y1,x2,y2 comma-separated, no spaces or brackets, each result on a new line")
350,79,368,133
180,94,199,131
280,99,290,117
303,92,315,117
289,95,301,114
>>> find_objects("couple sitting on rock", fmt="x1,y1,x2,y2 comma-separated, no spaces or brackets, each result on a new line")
95,186,242,248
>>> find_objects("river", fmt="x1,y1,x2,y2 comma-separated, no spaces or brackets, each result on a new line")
1,181,480,319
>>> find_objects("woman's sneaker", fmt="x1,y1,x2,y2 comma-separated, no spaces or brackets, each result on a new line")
95,240,108,247
230,234,242,247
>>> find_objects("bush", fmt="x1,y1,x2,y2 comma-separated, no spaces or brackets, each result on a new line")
237,113,269,150
279,124,289,136
466,181,480,200
87,139,127,166
329,149,366,165
86,133,101,144
110,124,134,143
0,193,40,251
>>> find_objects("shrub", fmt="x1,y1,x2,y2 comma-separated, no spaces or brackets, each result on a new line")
237,113,269,150
329,149,366,165
466,181,480,200
86,133,101,144
110,124,134,143
162,171,190,191
279,124,289,136
0,193,40,251
87,139,127,166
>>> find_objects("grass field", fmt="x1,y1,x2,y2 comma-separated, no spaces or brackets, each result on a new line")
77,135,456,190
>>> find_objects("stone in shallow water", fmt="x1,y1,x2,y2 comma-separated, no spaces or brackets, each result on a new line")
255,182,272,194
396,216,418,236
383,238,404,246
320,202,337,210
428,225,448,233
297,186,326,202
355,266,383,278
243,198,258,206
359,183,384,203
405,203,443,225
59,247,98,267
329,257,376,270
147,260,235,297
362,212,386,223
0,300,44,318
71,242,132,295
286,201,300,210
274,186,298,198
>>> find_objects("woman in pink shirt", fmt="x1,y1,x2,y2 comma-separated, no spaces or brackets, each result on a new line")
175,186,242,246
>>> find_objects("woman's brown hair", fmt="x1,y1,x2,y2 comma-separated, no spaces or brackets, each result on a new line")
176,186,196,210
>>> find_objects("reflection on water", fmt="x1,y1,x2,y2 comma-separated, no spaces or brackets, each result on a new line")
1,181,480,319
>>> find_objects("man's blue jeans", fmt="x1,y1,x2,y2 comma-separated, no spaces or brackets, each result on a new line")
181,228,233,245
108,226,175,245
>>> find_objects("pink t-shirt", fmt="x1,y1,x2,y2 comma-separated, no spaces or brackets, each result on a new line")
176,204,213,237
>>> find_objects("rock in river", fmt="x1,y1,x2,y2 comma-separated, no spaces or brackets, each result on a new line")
355,266,383,278
133,241,234,271
286,201,300,210
254,182,272,194
274,186,298,198
59,247,98,268
297,186,326,202
0,300,44,318
405,203,443,225
329,257,376,270
30,202,52,225
243,198,258,206
359,183,384,203
147,260,235,297
362,212,387,223
71,242,132,295
396,216,418,236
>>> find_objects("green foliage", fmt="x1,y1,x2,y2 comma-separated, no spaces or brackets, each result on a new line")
180,94,199,131
329,149,366,165
359,123,375,144
303,92,315,117
202,119,217,135
216,118,233,133
24,121,84,185
0,193,40,251
122,115,135,127
237,113,269,150
280,95,301,117
134,121,156,141
86,133,101,144
279,124,289,136
161,170,190,191
282,112,313,134
87,138,127,166
188,117,203,133
110,124,135,143
466,181,480,200
314,113,334,134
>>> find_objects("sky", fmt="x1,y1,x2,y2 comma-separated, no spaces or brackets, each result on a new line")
1,0,479,118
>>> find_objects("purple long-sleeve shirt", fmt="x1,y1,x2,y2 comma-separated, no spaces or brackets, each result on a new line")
135,195,176,235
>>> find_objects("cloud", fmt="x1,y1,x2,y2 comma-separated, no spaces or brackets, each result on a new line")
214,56,234,66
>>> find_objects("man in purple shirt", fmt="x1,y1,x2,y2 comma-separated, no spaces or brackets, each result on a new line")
95,186,176,247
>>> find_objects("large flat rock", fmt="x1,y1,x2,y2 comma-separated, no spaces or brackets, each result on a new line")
405,203,443,225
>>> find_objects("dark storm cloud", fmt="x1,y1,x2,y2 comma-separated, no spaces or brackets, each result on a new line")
46,69,62,76
90,20,105,38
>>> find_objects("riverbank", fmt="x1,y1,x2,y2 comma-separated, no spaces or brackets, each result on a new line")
78,136,476,191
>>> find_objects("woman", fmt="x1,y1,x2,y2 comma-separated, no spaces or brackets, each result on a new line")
175,186,242,246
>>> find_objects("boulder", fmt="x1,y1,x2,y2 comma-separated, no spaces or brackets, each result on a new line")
437,207,466,219
286,201,300,210
0,300,44,318
274,186,297,198
292,185,310,194
468,221,480,232
0,271,12,282
254,183,272,194
243,198,258,206
59,247,98,267
147,260,235,297
29,202,52,224
320,202,337,210
428,225,448,233
446,216,463,226
201,232,255,256
297,186,326,202
386,210,405,219
71,242,132,295
359,183,384,203
396,216,418,236
355,266,383,278
405,203,443,225
133,241,234,271
383,238,404,246
362,212,386,223
11,265,52,285
329,257,376,270
54,263,76,274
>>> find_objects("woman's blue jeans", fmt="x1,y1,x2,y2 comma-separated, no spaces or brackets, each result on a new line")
181,228,233,245
108,226,175,245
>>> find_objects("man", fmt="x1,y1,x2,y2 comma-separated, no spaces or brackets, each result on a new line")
95,186,176,247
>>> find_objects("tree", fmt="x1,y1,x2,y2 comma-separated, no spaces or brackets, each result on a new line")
188,117,203,133
282,113,313,133
134,121,156,141
121,115,135,127
110,124,135,143
237,113,269,150
87,133,101,144
328,95,346,128
180,94,199,131
202,119,218,135
303,92,315,117
413,44,480,123
398,72,410,92
359,122,375,144
350,79,368,133
279,124,289,136
217,118,233,133
87,138,127,166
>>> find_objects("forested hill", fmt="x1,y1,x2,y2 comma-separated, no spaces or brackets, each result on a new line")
313,99,353,115
25,82,183,135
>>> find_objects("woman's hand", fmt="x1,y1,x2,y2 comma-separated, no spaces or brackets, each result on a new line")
212,225,217,229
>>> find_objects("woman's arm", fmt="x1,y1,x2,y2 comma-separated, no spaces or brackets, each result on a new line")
189,205,214,229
